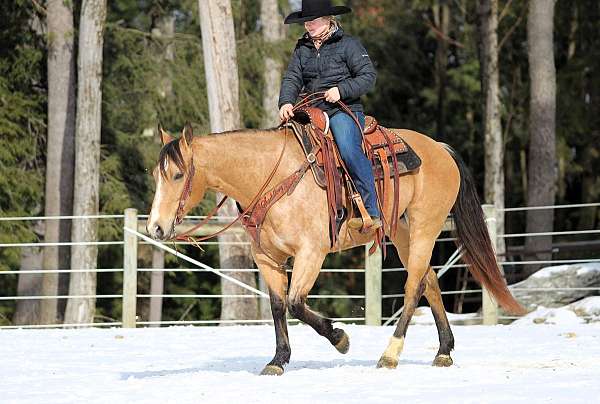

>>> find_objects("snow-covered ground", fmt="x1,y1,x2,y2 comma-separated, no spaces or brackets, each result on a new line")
2,312,600,404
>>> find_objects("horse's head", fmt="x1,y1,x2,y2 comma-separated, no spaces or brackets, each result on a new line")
147,124,207,240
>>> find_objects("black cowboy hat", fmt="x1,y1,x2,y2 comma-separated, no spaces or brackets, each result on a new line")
284,0,351,24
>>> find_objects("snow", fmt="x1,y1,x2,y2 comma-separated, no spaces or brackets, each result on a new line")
2,321,600,403
512,306,586,326
529,263,600,279
568,296,600,319
511,298,600,326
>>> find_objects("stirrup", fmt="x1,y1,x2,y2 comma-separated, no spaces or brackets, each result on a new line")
348,216,382,232
350,193,373,230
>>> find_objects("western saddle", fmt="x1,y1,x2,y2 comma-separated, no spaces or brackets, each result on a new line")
237,100,421,257
286,106,421,248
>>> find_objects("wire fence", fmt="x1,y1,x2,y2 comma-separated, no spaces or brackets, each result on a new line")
0,202,598,329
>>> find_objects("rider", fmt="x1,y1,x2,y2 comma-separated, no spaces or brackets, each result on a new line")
278,0,381,231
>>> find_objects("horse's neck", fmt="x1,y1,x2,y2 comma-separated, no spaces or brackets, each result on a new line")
193,129,300,206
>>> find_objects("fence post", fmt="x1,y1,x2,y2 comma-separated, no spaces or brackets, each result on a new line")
123,208,138,328
365,242,382,326
482,204,498,325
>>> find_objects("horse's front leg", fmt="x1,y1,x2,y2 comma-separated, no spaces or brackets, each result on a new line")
287,248,350,354
253,251,291,376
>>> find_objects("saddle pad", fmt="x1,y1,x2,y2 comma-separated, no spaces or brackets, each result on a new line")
372,143,422,179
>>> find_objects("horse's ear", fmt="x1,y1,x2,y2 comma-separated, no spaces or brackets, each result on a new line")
181,122,194,150
158,123,173,146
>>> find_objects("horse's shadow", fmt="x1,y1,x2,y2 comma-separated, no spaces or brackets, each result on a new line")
119,357,430,379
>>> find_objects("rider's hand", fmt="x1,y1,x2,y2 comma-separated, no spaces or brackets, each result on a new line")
279,104,294,121
325,87,341,103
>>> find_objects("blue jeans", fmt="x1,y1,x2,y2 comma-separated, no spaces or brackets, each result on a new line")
329,111,380,217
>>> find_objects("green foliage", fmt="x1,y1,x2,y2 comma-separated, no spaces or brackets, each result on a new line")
0,3,45,324
0,3,46,272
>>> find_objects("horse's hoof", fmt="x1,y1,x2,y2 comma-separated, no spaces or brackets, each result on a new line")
376,356,398,369
260,365,284,376
432,354,453,367
334,330,350,354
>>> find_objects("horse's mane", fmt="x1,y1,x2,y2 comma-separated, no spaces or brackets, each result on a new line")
158,139,186,178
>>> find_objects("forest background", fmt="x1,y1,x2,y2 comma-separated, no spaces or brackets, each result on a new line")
0,0,598,326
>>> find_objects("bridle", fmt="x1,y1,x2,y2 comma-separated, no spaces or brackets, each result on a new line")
175,158,195,226
171,127,289,243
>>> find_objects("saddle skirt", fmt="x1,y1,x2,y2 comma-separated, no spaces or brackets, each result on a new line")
287,108,422,189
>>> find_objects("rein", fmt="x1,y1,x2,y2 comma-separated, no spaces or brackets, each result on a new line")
173,128,288,243
172,93,324,242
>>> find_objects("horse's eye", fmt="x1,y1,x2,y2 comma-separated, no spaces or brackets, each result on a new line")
173,173,184,181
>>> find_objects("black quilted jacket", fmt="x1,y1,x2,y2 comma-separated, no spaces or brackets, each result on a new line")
278,28,376,115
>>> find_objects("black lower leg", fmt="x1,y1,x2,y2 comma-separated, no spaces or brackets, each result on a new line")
424,270,455,358
288,296,345,346
392,281,425,339
431,306,454,356
267,293,290,368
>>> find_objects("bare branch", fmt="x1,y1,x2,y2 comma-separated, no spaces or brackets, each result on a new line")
498,0,514,24
499,3,526,51
31,0,47,15
424,17,465,49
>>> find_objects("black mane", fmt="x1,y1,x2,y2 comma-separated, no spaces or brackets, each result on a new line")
158,139,186,178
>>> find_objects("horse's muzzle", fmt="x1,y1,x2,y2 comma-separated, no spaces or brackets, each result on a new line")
147,222,173,241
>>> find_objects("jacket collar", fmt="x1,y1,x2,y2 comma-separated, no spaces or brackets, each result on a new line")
299,27,344,48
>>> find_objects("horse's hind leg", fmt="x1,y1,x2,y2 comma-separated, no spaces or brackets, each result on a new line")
253,252,291,376
423,269,455,366
390,230,453,366
378,223,437,369
287,249,350,354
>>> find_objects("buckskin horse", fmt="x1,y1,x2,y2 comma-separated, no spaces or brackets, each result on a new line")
146,112,525,376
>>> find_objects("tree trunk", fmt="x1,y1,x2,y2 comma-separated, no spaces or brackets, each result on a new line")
524,0,556,277
41,0,76,325
477,0,506,259
14,248,43,325
152,13,175,99
261,0,285,128
64,0,107,325
432,1,450,140
14,232,43,325
198,0,258,322
257,0,285,319
146,12,175,326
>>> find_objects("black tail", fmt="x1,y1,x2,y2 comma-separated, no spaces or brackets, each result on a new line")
443,145,525,315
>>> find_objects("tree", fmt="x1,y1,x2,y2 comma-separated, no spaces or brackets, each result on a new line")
0,3,45,325
432,0,450,140
64,0,108,324
198,0,258,322
260,0,285,127
524,0,556,277
257,0,285,318
477,0,506,258
14,232,42,325
40,0,76,325
148,9,176,326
